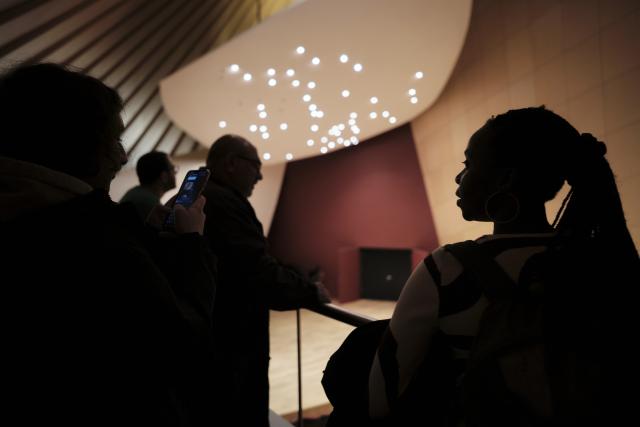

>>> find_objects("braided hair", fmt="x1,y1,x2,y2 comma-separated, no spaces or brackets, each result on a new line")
483,107,637,263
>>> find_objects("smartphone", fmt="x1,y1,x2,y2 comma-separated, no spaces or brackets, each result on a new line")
164,167,211,229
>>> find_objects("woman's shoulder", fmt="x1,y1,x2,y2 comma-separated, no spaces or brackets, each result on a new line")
425,233,557,281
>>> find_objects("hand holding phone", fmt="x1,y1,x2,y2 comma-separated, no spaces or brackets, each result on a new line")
164,168,210,231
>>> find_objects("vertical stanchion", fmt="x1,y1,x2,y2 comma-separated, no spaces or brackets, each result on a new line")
296,309,304,427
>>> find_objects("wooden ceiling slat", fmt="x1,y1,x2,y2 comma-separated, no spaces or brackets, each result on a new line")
0,0,50,27
25,0,128,65
0,0,96,57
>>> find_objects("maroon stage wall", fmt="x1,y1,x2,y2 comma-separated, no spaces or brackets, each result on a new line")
267,124,440,302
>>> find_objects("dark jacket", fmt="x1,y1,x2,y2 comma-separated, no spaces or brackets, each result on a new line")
201,179,320,427
1,189,217,426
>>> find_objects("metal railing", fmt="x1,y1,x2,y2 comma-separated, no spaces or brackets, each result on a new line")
292,303,377,426
306,302,377,327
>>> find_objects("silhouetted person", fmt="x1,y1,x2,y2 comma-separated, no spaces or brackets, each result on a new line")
199,134,330,427
120,151,178,221
0,63,216,426
367,107,638,425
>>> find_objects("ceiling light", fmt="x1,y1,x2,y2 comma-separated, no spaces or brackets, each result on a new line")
259,111,267,119
307,139,314,146
267,68,276,76
263,152,271,160
408,88,416,96
259,125,267,132
249,124,258,132
296,46,305,54
337,137,344,144
410,96,418,104
310,111,318,118
415,71,424,79
229,64,240,73
285,153,293,160
353,63,363,72
320,147,328,154
316,111,324,118
341,90,350,98
286,68,295,77
309,104,317,111
310,124,319,132
243,73,252,81
348,119,356,125
257,104,265,111
321,137,328,143
370,97,378,104
350,112,358,119
389,116,397,124
292,80,300,87
280,123,288,130
351,136,359,144
340,54,349,63
344,141,351,147
382,111,390,118
307,81,316,89
369,112,377,119
302,94,311,102
268,78,277,87
262,132,270,139
351,126,360,134
218,120,227,128
338,123,345,130
311,57,320,65
328,142,336,149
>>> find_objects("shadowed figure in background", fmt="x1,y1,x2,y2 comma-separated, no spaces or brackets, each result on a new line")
0,63,217,426
363,107,638,426
120,151,178,221
197,134,330,427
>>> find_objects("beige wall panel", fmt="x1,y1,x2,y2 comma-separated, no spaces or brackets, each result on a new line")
412,0,640,248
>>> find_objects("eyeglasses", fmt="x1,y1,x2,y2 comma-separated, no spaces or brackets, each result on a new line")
236,155,262,171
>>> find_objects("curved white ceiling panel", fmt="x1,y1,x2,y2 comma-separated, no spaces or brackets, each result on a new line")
161,0,472,164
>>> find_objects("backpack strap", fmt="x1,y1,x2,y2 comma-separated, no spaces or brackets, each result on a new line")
444,240,515,299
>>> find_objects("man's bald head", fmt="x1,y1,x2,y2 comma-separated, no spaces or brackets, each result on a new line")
206,134,253,169
206,134,262,198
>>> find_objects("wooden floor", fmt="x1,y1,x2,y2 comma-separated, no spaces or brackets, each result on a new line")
268,299,396,416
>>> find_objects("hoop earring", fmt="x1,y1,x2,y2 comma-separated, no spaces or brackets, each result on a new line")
484,191,520,223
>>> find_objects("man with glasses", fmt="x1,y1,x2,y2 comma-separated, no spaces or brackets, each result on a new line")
199,134,329,427
120,151,178,221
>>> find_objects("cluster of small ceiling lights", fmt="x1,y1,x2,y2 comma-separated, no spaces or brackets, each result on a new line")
222,47,424,162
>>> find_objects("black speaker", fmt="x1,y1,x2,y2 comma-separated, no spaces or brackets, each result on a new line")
360,248,412,300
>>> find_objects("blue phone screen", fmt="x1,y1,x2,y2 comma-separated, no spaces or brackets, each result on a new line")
175,173,199,207
164,169,209,228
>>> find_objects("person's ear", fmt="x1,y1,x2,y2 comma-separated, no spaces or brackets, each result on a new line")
159,170,170,184
223,153,236,173
498,167,517,190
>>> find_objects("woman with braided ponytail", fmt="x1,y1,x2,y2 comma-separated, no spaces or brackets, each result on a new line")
366,106,639,426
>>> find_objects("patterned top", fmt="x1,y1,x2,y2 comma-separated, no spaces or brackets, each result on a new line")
368,233,556,418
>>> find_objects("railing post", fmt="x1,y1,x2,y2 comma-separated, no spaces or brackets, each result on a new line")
296,308,303,427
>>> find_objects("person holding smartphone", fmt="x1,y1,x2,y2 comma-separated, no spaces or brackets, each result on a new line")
0,63,216,426
198,134,330,427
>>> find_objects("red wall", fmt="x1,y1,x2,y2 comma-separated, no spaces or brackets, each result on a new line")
267,124,439,301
